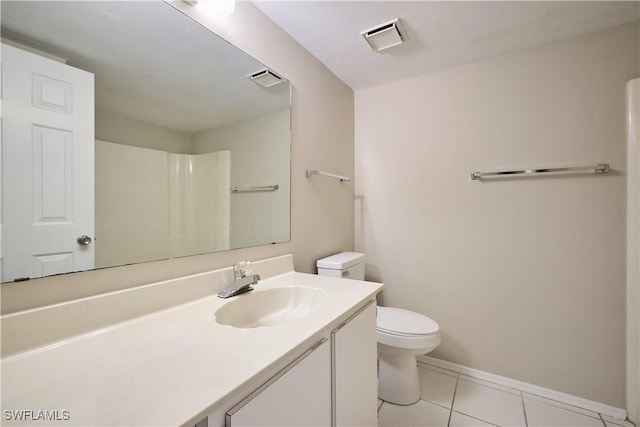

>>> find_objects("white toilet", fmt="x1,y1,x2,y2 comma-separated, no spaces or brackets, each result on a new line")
317,252,441,405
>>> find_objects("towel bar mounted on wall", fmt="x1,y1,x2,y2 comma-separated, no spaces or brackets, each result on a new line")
305,169,351,182
231,185,279,193
470,163,610,181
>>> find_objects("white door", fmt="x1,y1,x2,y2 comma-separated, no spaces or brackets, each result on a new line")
1,43,94,282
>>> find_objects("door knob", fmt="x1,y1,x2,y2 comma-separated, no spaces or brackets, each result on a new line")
77,235,92,246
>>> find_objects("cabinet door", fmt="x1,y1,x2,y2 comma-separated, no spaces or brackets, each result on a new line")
226,339,331,427
332,302,378,427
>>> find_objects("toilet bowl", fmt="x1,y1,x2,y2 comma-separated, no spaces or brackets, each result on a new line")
316,252,441,405
376,306,441,405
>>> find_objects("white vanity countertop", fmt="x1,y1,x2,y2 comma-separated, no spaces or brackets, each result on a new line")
1,272,382,427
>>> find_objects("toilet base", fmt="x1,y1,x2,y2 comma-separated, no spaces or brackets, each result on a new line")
378,351,421,405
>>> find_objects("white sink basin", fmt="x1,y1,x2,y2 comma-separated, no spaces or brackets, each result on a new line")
214,286,330,328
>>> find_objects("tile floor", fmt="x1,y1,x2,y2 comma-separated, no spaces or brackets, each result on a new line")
378,363,637,427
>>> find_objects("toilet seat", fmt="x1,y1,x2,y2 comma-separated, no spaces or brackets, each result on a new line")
376,306,441,353
377,306,439,336
379,329,437,338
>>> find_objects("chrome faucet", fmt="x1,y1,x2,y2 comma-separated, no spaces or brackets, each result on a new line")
217,260,261,299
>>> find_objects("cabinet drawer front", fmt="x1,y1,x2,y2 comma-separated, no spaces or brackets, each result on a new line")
226,339,331,426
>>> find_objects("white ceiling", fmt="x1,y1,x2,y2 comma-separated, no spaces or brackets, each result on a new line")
2,1,290,134
252,1,640,90
3,1,637,131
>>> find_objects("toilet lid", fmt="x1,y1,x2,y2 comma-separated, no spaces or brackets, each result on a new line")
377,306,439,336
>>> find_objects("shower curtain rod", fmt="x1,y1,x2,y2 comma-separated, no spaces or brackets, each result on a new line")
471,163,609,181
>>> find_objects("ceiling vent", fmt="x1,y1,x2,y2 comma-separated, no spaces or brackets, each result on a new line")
248,69,284,87
361,18,407,52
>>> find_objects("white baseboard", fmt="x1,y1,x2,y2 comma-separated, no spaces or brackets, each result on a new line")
417,355,628,421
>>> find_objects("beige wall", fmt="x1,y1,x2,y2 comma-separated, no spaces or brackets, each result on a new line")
95,106,192,154
1,1,354,314
192,110,290,249
355,22,639,407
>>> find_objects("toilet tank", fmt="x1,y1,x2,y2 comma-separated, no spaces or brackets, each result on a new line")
316,252,365,280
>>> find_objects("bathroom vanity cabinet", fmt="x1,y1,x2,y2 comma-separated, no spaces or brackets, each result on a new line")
1,256,383,427
218,302,377,427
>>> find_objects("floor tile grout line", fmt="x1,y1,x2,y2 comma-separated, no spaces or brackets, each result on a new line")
452,379,525,427
420,361,625,423
416,363,459,411
599,412,608,427
450,368,604,425
389,361,627,427
420,397,455,412
420,362,527,399
446,374,460,427
521,390,529,427
452,410,503,427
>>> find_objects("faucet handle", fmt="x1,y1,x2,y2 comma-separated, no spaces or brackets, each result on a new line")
233,260,252,279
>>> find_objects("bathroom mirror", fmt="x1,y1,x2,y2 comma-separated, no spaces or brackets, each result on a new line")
0,1,291,283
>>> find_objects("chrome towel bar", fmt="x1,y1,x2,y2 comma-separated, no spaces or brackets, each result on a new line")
305,169,351,182
471,163,609,181
231,185,279,193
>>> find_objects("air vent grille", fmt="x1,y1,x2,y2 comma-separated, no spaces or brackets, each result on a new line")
249,69,284,87
361,18,406,52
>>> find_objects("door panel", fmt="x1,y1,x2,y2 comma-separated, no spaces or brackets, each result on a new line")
33,125,72,221
1,43,94,282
